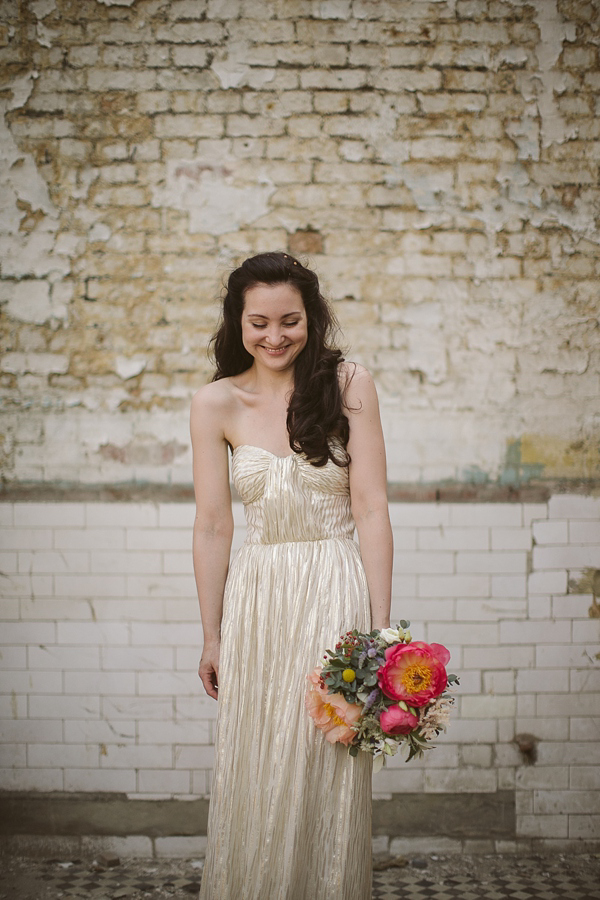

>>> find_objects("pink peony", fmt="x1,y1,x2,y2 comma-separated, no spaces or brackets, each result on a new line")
380,704,419,735
378,641,450,708
305,668,362,746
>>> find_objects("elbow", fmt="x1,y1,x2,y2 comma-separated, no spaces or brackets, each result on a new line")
351,493,390,528
193,513,234,542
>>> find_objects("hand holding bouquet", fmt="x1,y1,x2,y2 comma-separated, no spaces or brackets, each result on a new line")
306,622,459,772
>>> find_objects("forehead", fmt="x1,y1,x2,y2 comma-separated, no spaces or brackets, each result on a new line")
243,282,305,317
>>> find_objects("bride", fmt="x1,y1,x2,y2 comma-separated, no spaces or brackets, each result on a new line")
191,251,392,900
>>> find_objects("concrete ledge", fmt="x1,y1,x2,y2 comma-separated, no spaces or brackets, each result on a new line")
0,793,209,838
373,791,515,839
3,833,599,860
0,791,514,840
1,480,598,503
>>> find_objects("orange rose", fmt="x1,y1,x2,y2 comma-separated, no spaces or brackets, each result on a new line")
305,668,362,746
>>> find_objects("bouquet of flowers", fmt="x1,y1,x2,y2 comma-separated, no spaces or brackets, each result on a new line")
306,621,459,772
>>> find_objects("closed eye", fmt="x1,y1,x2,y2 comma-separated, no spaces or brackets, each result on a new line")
252,321,299,329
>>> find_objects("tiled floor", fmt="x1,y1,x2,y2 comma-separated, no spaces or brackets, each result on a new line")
1,854,599,900
373,867,600,900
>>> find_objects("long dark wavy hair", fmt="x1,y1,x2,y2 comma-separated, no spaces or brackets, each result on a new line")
210,251,350,467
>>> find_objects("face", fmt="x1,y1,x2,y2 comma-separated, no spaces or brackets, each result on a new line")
241,282,308,372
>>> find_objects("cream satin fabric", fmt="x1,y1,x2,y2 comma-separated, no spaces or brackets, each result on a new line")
199,445,372,900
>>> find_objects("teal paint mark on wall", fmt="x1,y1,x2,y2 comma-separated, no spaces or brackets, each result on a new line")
500,439,545,485
460,466,490,484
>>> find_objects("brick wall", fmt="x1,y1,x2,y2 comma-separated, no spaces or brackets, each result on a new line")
1,0,599,856
1,495,599,850
1,0,599,486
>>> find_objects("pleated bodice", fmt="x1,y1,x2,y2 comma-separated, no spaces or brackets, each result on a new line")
232,444,355,545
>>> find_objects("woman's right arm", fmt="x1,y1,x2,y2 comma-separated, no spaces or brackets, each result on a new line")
190,385,234,700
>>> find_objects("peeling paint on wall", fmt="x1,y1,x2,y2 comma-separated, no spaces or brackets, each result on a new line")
0,72,73,322
0,0,598,487
96,0,137,7
151,157,276,236
515,0,577,150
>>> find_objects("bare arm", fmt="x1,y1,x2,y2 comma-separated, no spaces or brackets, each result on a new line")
344,365,393,631
190,385,234,699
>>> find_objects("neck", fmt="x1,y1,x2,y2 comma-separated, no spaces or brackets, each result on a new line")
248,362,295,396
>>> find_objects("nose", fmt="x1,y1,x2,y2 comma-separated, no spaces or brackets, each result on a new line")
264,326,285,346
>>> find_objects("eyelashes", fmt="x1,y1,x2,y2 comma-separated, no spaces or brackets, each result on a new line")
252,322,300,329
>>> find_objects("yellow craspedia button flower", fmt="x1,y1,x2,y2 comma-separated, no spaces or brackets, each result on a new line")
342,669,356,682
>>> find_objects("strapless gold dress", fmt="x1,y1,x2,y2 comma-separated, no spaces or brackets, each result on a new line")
199,445,372,900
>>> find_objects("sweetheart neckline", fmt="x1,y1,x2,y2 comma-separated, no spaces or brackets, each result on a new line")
232,444,296,460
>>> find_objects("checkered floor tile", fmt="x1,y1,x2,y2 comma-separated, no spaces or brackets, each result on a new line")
1,855,599,900
373,866,600,900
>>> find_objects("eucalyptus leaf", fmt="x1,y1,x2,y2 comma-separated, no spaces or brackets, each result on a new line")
372,754,384,774
328,659,347,669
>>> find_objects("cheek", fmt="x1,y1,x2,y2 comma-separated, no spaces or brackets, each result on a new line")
240,328,253,355
241,322,258,347
295,324,309,347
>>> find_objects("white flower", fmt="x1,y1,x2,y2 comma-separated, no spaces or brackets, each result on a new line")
380,626,402,644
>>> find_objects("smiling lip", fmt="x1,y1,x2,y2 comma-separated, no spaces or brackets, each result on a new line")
261,345,290,355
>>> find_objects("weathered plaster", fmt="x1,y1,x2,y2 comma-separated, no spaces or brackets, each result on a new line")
151,156,276,236
114,356,148,381
521,0,577,149
212,40,263,90
0,72,73,321
30,0,58,47
96,0,137,6
0,0,598,487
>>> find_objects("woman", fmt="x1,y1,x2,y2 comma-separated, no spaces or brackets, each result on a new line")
191,251,392,900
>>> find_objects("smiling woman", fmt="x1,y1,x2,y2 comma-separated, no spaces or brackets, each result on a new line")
190,251,393,900
241,282,308,371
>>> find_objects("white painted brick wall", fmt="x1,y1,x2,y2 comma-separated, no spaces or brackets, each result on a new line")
1,494,599,847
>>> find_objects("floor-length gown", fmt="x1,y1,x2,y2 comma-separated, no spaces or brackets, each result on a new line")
199,444,373,900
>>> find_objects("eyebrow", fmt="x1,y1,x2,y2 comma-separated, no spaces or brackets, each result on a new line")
246,311,303,319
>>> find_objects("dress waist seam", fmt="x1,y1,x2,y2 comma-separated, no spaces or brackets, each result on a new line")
243,535,356,547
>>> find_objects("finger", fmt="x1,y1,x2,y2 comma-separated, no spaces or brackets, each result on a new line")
200,669,218,700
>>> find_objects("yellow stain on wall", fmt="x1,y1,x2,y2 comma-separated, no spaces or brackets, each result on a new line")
519,434,600,479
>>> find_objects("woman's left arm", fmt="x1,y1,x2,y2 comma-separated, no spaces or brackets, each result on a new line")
344,364,393,631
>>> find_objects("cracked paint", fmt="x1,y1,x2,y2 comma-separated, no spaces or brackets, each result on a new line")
0,0,597,487
151,156,276,236
0,73,73,321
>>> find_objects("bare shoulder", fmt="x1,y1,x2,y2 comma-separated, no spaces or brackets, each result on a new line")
191,378,234,417
338,361,378,412
190,379,237,446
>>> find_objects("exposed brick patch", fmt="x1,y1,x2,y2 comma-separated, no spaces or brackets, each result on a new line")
288,228,325,256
